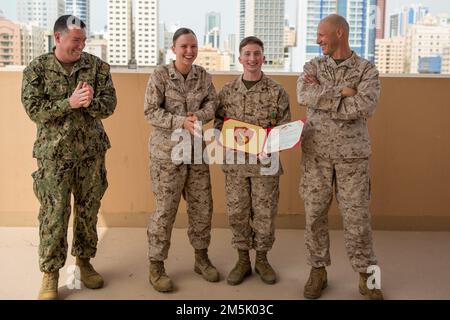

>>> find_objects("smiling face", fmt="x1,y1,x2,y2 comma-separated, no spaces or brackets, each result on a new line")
238,43,265,73
54,26,86,63
316,21,339,57
172,33,198,71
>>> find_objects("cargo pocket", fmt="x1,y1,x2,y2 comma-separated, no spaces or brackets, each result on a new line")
149,161,161,194
31,167,44,203
299,156,307,200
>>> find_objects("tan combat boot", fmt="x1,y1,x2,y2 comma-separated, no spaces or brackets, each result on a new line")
359,272,384,300
194,249,220,282
255,251,276,284
38,271,59,300
227,249,252,285
304,267,328,299
76,257,104,289
149,260,173,293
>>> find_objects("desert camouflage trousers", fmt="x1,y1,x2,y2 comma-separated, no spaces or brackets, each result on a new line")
225,174,280,252
147,159,213,261
32,154,108,272
299,153,377,273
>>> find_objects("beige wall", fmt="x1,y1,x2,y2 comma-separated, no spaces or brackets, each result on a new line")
1,72,450,230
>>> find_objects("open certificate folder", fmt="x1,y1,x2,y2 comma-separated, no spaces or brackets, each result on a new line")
218,117,305,156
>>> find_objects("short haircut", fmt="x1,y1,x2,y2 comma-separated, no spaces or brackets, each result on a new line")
54,15,86,34
321,14,349,35
172,28,197,45
239,36,264,53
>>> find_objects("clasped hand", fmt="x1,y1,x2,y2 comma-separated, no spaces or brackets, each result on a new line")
69,81,94,109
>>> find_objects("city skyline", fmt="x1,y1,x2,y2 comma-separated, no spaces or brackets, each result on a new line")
1,1,449,42
1,0,450,73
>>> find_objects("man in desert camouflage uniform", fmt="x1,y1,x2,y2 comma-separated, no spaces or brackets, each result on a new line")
297,14,383,300
215,36,291,286
21,15,116,300
144,28,219,293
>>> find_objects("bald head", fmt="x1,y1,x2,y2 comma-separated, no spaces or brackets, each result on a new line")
320,14,349,37
316,14,352,58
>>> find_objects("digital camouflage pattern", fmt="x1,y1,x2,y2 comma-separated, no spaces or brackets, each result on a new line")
147,160,213,261
22,51,116,273
297,52,380,159
22,51,117,160
299,154,377,272
215,74,290,252
225,175,279,251
33,155,108,272
144,63,216,262
297,52,379,273
144,63,217,161
215,73,291,176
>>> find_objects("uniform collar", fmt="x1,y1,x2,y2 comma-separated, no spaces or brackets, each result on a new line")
168,62,199,81
326,51,358,68
234,72,270,93
46,50,91,75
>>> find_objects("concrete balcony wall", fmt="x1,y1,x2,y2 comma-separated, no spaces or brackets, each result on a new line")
1,71,450,230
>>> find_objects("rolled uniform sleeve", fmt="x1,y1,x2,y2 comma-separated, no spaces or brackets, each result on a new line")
85,63,117,119
21,66,71,124
297,61,343,112
333,63,380,120
144,70,185,130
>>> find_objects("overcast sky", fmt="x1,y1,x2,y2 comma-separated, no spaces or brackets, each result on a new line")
1,0,449,38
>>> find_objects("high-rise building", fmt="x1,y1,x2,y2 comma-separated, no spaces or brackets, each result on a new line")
205,28,220,49
107,0,132,66
442,47,450,74
375,37,406,74
418,56,442,74
66,0,90,34
240,0,285,70
284,26,296,48
204,12,220,48
0,17,22,67
239,0,245,42
224,33,236,67
196,44,231,72
17,0,66,30
404,14,450,74
294,0,377,71
107,0,158,67
20,23,48,65
389,4,429,38
376,0,385,39
85,34,107,61
134,0,158,67
163,23,181,64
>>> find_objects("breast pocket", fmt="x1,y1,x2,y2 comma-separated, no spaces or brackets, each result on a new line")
257,92,277,128
343,70,361,88
165,88,186,114
44,79,68,101
187,89,207,112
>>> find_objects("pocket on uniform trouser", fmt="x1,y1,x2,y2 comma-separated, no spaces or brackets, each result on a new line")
149,160,161,194
78,156,108,202
99,164,108,198
94,158,108,199
299,155,307,200
31,167,44,203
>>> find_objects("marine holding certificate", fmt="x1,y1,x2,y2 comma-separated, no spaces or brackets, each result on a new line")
214,36,291,286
